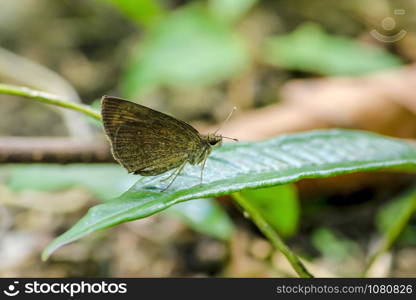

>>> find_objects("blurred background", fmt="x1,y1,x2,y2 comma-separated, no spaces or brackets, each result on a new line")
0,0,416,277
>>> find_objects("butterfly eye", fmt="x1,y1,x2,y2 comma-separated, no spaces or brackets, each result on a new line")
209,140,218,146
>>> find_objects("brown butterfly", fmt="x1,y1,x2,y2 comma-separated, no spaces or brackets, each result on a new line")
101,96,237,190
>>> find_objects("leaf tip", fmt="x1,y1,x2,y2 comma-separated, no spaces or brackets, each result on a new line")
41,238,67,261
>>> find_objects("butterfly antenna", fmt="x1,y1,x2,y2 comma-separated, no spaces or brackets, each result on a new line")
214,106,237,135
222,136,239,142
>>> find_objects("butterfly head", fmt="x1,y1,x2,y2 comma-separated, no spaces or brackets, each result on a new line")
206,133,238,147
206,133,223,147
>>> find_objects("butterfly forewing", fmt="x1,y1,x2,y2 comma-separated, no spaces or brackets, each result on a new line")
101,96,205,175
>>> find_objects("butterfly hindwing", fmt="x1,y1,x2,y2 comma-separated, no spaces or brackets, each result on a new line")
101,96,204,174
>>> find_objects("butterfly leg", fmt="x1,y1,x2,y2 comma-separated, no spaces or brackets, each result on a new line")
199,150,210,185
160,168,180,182
160,161,187,192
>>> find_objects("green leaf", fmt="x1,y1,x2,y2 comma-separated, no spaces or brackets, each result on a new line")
3,164,135,201
209,0,258,23
121,4,248,97
263,23,402,76
311,227,357,262
375,188,416,239
237,184,299,237
364,188,416,276
104,0,165,28
42,129,416,259
167,198,234,240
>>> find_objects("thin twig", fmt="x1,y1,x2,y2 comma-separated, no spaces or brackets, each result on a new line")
0,47,94,139
0,83,101,121
232,192,314,278
0,137,113,163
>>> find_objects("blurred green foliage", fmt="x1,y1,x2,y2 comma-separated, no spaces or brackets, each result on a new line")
105,0,165,28
264,23,402,75
168,198,234,241
103,1,404,101
2,164,233,241
376,188,416,245
208,0,257,23
3,164,136,201
121,4,249,98
311,227,357,262
238,185,299,237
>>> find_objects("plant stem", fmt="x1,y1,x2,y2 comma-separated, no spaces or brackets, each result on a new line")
0,83,101,121
232,192,314,278
362,190,416,277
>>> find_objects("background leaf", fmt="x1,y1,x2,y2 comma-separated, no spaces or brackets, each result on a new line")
167,198,234,241
209,0,258,23
121,4,248,98
311,227,357,262
2,164,136,201
42,129,416,259
263,23,402,76
375,188,416,243
236,184,299,237
104,0,165,28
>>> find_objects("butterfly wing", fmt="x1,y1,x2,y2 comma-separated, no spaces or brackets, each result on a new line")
101,96,204,175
